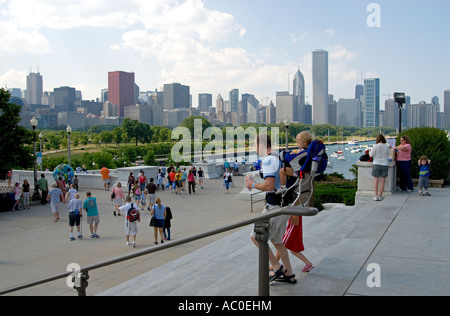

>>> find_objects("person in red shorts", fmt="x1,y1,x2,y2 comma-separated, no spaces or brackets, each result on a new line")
281,215,314,273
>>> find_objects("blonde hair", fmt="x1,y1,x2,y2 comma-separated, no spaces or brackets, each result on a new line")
296,131,314,148
155,197,162,209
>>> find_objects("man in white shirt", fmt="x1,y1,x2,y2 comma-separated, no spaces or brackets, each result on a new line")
246,134,296,284
116,196,141,247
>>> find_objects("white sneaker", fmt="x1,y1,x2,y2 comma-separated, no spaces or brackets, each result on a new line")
126,242,130,246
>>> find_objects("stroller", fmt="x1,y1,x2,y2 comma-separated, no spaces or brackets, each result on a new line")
278,140,328,208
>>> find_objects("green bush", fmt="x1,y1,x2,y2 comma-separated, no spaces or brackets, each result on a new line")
397,128,450,180
314,183,357,211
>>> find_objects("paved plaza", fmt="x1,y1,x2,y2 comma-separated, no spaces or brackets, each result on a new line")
1,177,450,296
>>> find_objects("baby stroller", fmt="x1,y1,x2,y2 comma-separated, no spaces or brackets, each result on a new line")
278,140,328,208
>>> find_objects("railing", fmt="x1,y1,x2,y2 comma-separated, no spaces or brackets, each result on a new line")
0,206,319,297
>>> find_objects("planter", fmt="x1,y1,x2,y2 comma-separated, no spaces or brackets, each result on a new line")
412,178,444,188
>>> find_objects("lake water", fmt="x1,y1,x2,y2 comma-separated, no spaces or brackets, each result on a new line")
325,140,376,180
212,140,375,181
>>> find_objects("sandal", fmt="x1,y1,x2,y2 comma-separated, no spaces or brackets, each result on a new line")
275,274,297,284
269,265,285,283
301,263,314,272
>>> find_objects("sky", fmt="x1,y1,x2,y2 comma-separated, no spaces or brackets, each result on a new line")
1,0,449,110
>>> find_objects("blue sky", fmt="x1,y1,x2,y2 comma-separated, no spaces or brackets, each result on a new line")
1,0,449,110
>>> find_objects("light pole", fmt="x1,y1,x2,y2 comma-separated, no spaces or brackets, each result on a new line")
39,132,43,170
394,93,406,135
30,116,40,201
66,125,72,166
284,119,290,151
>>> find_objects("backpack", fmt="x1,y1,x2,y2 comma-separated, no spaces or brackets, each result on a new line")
279,140,328,176
127,204,139,223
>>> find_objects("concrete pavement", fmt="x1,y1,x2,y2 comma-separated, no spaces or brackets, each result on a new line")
1,177,450,296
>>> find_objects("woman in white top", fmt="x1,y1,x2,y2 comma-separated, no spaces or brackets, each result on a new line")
370,134,391,201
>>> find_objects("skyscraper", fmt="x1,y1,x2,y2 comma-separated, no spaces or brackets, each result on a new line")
229,89,239,114
293,68,305,123
108,71,135,117
163,83,190,110
26,71,43,105
312,50,328,125
363,78,380,128
444,90,450,127
198,93,212,112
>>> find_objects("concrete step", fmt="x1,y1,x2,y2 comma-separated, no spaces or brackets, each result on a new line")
99,200,380,296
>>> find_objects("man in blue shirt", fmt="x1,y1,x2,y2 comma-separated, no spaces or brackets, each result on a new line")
83,192,100,238
246,134,296,284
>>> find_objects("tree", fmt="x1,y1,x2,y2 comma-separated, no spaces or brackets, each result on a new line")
0,88,35,180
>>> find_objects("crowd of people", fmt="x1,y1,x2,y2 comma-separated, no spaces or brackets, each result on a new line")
4,131,435,285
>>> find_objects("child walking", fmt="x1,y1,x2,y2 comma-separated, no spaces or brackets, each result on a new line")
280,215,314,273
418,156,431,196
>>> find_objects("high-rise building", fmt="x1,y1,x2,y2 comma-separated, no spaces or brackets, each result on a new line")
108,71,135,117
26,71,43,105
293,68,305,123
163,83,190,110
216,94,224,124
337,99,360,127
53,86,76,112
355,84,364,102
363,78,380,128
229,89,239,113
198,93,212,112
444,90,450,127
246,94,260,124
384,99,398,129
276,91,296,124
312,49,328,125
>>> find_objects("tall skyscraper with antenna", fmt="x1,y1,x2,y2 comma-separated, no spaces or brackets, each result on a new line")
26,69,43,105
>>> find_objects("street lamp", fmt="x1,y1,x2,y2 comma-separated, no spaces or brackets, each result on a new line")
30,116,40,201
66,125,72,166
284,119,290,151
394,93,406,134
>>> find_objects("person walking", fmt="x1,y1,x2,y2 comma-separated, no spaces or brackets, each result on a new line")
187,170,195,194
116,196,140,247
395,135,414,192
47,183,65,222
370,134,391,201
150,198,166,245
83,192,100,238
37,174,49,205
127,172,135,197
246,134,296,284
12,182,21,211
146,178,158,211
100,165,111,191
223,168,232,194
163,206,173,241
68,193,83,241
198,167,204,190
112,182,125,216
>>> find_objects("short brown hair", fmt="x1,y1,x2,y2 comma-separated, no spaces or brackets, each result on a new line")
256,134,271,149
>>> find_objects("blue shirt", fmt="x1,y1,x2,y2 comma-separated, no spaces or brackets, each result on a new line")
83,197,99,217
152,204,165,220
419,163,430,177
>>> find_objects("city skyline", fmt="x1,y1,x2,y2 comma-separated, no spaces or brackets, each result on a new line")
1,0,449,110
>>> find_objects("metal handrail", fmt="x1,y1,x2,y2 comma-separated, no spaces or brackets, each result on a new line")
0,205,319,296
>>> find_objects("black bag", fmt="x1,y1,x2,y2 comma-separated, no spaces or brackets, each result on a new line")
150,216,157,227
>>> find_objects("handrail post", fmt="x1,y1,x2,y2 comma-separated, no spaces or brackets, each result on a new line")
254,220,270,296
74,271,90,297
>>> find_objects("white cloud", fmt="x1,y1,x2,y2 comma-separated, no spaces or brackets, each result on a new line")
0,69,27,88
0,21,51,54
